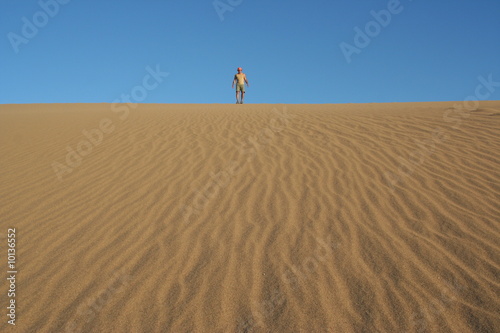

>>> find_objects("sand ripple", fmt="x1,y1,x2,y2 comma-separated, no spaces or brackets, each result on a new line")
0,102,499,332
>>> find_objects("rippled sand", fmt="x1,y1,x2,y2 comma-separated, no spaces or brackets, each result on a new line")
0,102,499,332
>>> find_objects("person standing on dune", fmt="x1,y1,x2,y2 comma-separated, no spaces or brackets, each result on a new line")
232,67,249,104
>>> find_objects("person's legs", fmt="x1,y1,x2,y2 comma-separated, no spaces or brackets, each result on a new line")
238,84,245,104
236,84,243,103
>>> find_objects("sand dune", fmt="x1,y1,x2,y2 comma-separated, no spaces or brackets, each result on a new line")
0,102,499,332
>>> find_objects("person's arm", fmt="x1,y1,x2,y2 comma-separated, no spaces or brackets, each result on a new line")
232,75,236,88
245,75,249,87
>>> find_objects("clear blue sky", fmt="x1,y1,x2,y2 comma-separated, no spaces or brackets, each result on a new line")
1,0,499,104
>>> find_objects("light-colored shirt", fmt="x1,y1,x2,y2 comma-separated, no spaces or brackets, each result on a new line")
235,73,246,84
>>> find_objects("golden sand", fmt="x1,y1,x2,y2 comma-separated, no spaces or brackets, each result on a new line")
0,102,499,332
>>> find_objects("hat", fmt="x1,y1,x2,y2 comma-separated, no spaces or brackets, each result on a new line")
237,67,243,71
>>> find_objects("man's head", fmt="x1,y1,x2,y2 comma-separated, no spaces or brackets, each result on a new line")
237,67,242,73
